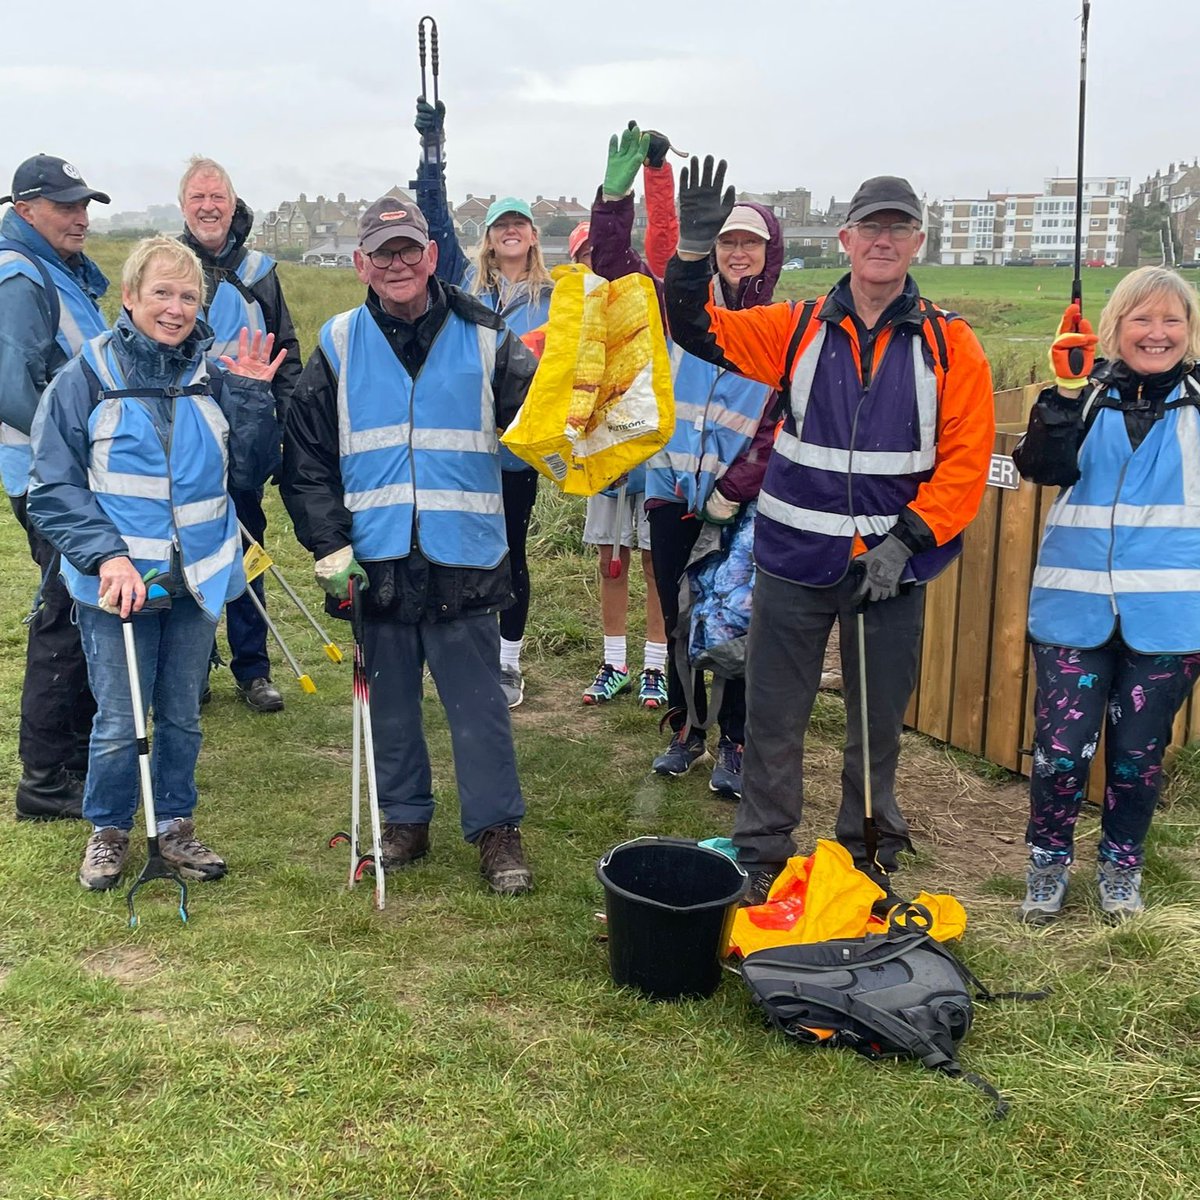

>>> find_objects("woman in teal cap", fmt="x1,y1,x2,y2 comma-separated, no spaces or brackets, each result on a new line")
413,98,553,708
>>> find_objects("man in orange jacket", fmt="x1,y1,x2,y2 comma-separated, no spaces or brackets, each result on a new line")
664,164,995,903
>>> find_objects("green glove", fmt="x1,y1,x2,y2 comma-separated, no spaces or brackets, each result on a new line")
314,545,368,601
603,122,650,199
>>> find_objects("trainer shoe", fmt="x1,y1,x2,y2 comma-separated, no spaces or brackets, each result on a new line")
78,827,130,891
237,676,284,713
478,824,533,895
583,663,632,705
500,665,525,709
651,727,707,776
380,822,430,871
1097,860,1145,921
638,667,667,710
741,865,783,907
16,765,84,821
709,737,743,800
159,819,227,881
1016,854,1069,925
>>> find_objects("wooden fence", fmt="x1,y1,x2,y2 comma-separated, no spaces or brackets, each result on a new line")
904,384,1200,785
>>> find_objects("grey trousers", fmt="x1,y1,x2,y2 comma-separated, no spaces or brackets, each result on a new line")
732,570,924,869
363,611,525,842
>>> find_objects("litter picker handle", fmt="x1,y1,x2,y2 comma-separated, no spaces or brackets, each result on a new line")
855,605,881,874
418,15,439,104
1071,0,1090,310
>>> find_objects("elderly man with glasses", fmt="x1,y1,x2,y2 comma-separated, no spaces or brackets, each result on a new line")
664,169,995,902
280,197,540,896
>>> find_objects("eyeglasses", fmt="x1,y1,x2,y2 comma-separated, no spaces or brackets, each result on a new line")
853,221,919,242
366,244,426,268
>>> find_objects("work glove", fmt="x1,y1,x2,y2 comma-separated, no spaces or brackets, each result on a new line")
851,534,913,606
702,489,740,526
677,155,735,257
1049,302,1098,392
603,123,650,200
414,98,446,140
315,545,368,601
644,128,672,170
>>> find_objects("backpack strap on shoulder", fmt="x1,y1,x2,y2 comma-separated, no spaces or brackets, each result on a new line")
0,239,61,332
917,297,950,373
769,298,819,425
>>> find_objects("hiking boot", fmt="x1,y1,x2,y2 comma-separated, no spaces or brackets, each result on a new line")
582,662,632,705
16,765,85,821
709,737,743,800
638,667,667,710
741,865,783,907
79,827,130,891
500,665,525,709
1017,855,1069,925
1097,860,1145,921
159,819,227,881
478,824,533,895
652,728,707,777
237,676,284,713
379,822,430,871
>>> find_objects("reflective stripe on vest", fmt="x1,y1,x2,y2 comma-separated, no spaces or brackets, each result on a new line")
59,332,242,620
1027,385,1200,653
644,342,773,512
205,251,274,360
321,306,507,568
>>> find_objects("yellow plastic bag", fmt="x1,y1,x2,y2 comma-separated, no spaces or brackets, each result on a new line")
728,839,967,958
501,264,674,496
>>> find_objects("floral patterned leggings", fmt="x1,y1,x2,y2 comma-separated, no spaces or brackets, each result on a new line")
1028,639,1200,868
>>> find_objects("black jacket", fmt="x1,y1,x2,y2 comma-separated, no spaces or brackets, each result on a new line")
180,199,303,419
281,277,538,622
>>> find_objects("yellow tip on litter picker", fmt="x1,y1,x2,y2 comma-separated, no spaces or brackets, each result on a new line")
323,642,344,664
299,675,318,694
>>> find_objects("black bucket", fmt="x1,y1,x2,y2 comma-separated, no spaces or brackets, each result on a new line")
596,837,748,1001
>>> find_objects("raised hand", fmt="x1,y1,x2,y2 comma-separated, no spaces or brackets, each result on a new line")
603,122,651,199
1050,302,1098,393
415,98,446,140
677,155,735,256
220,329,287,382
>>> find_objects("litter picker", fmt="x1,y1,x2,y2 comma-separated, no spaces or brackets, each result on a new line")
328,577,386,910
1071,0,1091,309
242,585,317,694
419,15,439,107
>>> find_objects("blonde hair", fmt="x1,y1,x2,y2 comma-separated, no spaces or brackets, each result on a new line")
178,156,236,206
468,221,553,298
1097,266,1200,367
121,236,203,298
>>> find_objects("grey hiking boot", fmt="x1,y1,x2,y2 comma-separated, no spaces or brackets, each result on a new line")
159,819,227,881
237,676,284,713
380,822,430,871
1017,855,1069,925
478,824,533,895
79,827,130,891
1097,860,1145,921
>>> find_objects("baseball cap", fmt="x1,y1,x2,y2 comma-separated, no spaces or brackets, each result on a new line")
719,205,770,241
358,196,429,252
845,176,922,225
568,221,591,261
485,196,533,228
1,154,111,205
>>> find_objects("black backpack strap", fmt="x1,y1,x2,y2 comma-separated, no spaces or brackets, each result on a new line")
0,239,61,331
96,383,211,401
917,298,950,373
769,298,818,425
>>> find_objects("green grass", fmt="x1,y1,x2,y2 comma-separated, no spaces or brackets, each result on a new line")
2,244,1199,1199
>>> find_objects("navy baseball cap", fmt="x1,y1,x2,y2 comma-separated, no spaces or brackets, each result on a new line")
1,155,111,205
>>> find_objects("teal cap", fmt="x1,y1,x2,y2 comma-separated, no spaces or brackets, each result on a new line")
485,196,534,227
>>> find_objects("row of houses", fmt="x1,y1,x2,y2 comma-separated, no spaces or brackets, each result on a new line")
1133,159,1200,265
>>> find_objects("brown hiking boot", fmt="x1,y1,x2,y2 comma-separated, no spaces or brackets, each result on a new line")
478,824,533,895
380,822,430,872
79,827,130,891
159,819,227,881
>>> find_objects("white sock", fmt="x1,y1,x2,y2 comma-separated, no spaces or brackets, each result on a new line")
500,637,523,671
644,641,668,671
603,636,628,670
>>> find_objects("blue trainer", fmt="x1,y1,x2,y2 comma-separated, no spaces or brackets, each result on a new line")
652,728,707,776
709,737,743,800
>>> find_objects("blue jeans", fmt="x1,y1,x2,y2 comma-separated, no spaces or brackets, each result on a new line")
76,596,216,831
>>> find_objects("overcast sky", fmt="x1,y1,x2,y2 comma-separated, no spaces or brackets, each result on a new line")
1,0,1192,215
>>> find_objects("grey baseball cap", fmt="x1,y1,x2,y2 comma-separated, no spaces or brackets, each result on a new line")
1,154,111,205
845,176,922,225
358,196,429,252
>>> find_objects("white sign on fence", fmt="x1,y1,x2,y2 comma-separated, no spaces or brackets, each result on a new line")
988,453,1019,490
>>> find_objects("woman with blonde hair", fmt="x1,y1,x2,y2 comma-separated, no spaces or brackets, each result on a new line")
413,98,553,707
1013,266,1200,922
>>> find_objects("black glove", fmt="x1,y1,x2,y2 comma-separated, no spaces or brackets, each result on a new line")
643,127,671,170
415,98,446,139
677,155,735,256
851,534,913,605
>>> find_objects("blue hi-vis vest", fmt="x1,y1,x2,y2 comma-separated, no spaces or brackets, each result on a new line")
205,250,274,360
0,245,108,495
59,333,244,622
1027,379,1200,654
645,343,773,514
320,305,508,569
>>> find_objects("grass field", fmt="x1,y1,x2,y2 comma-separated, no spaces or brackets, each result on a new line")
1,244,1197,1200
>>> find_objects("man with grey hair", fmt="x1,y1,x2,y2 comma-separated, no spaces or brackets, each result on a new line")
179,156,301,713
0,154,111,819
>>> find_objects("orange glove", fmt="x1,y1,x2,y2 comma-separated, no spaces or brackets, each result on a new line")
1049,303,1098,391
